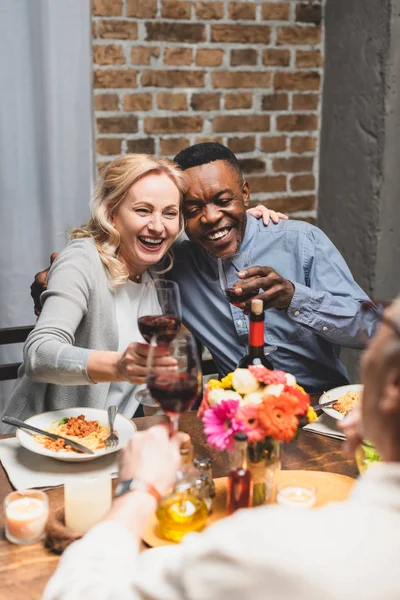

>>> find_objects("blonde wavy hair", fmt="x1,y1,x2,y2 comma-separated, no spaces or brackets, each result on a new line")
71,154,188,287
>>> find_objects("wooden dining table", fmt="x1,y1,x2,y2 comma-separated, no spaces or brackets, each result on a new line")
0,409,358,600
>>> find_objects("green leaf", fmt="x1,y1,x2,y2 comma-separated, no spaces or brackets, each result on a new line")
58,417,69,426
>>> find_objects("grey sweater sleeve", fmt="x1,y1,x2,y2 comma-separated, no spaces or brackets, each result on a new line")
23,242,96,385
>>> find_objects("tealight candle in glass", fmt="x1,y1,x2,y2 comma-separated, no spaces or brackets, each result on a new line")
276,482,316,509
4,490,49,545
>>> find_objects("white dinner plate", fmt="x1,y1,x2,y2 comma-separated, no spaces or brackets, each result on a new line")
16,407,136,462
318,384,364,421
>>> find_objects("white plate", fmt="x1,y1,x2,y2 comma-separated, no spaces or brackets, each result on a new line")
319,384,363,421
16,407,136,462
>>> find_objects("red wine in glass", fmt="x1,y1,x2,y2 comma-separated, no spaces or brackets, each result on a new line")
218,251,258,309
136,279,182,407
147,332,201,433
138,314,181,345
224,287,257,308
147,373,199,416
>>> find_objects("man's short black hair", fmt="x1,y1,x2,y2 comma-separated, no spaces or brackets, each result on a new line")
174,142,242,181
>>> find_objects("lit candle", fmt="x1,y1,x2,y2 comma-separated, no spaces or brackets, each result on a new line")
276,484,316,509
64,475,112,534
4,490,49,545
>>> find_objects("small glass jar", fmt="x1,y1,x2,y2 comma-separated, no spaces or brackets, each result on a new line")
194,456,215,498
4,490,49,545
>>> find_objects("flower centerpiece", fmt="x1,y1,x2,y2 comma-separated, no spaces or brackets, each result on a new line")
198,365,317,506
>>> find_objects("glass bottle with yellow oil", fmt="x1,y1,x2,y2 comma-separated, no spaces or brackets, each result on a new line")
156,437,209,542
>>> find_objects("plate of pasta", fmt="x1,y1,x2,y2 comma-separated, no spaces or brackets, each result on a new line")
16,407,136,462
319,384,363,421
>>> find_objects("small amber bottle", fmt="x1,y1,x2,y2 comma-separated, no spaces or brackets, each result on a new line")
227,432,253,515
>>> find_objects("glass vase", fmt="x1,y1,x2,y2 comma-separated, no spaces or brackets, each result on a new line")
247,438,281,506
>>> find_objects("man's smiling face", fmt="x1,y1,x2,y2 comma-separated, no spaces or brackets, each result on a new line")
182,160,249,258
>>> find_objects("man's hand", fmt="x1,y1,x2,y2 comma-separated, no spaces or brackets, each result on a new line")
115,342,177,384
340,404,363,455
234,266,295,311
30,253,58,316
118,425,182,495
103,426,182,537
247,205,288,226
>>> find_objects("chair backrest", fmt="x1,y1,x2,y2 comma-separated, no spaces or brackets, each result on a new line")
0,326,34,381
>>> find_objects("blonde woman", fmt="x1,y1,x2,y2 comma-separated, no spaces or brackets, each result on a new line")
2,154,186,428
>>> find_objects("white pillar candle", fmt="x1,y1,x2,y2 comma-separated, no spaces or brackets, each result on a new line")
276,484,316,509
64,475,112,533
4,490,49,545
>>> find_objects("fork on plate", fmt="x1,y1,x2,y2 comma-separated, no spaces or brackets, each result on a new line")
105,405,119,450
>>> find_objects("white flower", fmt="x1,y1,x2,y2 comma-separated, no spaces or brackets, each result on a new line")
263,383,284,398
242,391,264,405
285,373,297,387
232,369,260,395
208,388,242,406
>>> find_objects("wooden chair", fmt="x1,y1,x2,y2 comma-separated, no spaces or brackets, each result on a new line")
0,326,218,380
0,326,34,381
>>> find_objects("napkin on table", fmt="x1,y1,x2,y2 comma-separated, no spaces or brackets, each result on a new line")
0,437,118,490
303,412,346,441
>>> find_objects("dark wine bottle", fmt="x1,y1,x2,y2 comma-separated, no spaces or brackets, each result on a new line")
238,298,274,370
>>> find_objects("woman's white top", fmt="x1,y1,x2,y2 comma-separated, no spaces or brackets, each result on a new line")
106,272,160,417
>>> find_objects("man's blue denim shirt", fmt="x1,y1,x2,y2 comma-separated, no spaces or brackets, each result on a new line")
169,216,371,394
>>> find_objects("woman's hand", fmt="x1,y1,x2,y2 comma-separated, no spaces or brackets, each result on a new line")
116,342,176,384
247,205,288,226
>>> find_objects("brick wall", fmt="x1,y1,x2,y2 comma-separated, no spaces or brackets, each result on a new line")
93,0,323,219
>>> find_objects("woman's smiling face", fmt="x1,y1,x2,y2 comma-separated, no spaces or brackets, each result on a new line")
112,171,181,276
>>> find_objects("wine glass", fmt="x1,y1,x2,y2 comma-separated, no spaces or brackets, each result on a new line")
136,279,182,407
147,332,202,434
217,250,258,308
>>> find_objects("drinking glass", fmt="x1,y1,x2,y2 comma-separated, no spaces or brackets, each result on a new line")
136,279,182,407
217,251,258,308
147,331,202,433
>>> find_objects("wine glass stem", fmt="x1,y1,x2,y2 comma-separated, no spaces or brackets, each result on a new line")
170,414,179,435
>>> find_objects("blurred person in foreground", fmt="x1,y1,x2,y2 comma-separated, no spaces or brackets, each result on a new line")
44,299,400,600
32,143,373,395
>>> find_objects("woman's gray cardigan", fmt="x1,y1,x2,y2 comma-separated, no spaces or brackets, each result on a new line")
1,239,119,432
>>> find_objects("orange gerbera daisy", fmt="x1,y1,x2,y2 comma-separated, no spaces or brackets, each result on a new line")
258,393,299,443
284,385,310,416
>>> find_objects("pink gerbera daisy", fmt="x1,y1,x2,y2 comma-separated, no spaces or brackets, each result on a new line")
237,403,266,442
248,365,287,385
202,400,243,452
